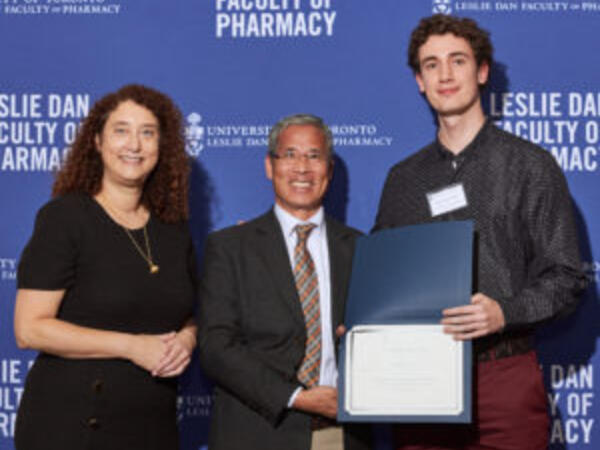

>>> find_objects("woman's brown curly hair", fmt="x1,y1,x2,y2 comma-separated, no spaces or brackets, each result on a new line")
408,14,493,88
52,84,189,223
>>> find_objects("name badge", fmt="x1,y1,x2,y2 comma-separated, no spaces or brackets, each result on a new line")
426,183,468,217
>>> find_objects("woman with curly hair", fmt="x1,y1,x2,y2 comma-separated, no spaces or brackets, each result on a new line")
13,84,197,450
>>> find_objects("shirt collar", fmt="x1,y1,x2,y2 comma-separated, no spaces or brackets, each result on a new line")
274,204,325,239
434,117,493,162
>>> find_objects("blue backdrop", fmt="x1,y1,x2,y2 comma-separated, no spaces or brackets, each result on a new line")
1,1,598,448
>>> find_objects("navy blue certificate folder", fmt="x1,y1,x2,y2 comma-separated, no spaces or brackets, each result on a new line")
338,221,473,423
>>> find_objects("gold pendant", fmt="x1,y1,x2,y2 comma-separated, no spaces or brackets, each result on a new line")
150,264,160,274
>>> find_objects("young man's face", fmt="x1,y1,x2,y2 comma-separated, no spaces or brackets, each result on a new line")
415,33,489,118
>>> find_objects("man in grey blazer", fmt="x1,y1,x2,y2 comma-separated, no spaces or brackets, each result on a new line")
198,114,371,450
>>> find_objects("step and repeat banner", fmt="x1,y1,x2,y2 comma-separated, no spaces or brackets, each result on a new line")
1,1,598,449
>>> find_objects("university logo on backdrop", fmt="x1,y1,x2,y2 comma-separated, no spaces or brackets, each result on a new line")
431,0,600,14
0,257,16,282
214,0,338,39
182,110,394,158
0,358,35,439
432,0,452,14
583,260,599,285
490,91,600,173
1,0,123,15
0,93,89,172
176,393,213,423
185,113,205,157
183,112,271,157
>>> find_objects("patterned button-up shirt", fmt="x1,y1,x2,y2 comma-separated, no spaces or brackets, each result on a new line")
374,120,587,353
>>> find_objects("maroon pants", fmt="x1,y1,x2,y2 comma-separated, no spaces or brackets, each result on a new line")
394,351,549,450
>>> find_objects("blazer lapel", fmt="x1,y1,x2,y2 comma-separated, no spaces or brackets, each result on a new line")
252,210,305,327
327,216,355,336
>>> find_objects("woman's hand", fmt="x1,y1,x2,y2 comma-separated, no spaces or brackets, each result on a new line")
15,289,198,377
153,327,196,377
126,332,174,374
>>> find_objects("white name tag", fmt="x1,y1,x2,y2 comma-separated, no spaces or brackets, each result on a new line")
427,183,468,217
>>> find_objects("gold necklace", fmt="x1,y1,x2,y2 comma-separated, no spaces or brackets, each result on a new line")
98,195,159,274
122,226,160,274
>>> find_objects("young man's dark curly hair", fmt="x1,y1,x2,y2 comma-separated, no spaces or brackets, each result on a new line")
408,14,493,82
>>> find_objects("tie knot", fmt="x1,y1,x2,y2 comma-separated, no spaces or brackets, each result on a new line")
295,223,316,243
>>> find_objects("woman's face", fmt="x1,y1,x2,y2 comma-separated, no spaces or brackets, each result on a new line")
95,100,160,189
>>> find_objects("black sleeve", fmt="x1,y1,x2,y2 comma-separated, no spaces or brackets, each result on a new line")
17,199,80,290
497,155,587,328
372,166,399,233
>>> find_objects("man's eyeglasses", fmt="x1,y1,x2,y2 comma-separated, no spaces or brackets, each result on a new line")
270,149,328,165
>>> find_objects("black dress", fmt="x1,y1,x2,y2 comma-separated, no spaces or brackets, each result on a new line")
15,193,196,450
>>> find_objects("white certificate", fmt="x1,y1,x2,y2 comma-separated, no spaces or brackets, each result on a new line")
344,324,463,416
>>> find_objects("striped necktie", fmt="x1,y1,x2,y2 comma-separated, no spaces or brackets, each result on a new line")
293,223,321,388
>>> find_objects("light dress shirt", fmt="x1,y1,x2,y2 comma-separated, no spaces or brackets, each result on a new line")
274,204,337,407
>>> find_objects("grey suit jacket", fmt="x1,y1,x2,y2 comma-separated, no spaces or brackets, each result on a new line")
197,210,371,450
